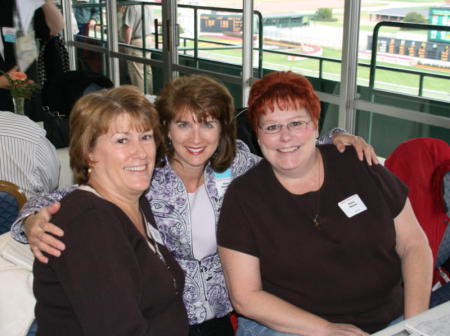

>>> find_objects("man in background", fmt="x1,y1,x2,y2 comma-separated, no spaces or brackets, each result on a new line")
122,2,153,93
74,0,100,39
0,111,59,200
0,111,58,335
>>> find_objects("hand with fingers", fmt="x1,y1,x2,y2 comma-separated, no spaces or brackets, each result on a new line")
332,133,379,166
24,202,65,263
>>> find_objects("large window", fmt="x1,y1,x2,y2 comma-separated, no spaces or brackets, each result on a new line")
64,0,449,157
356,0,450,156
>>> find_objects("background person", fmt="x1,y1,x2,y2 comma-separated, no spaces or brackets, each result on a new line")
33,85,188,335
0,0,64,114
74,0,100,39
218,71,433,336
0,111,59,200
11,75,377,336
122,1,153,93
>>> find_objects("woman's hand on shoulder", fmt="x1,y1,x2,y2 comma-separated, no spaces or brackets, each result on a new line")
333,133,379,166
25,202,65,263
317,322,369,336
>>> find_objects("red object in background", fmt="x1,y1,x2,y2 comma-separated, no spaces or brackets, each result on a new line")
385,137,450,284
230,312,238,332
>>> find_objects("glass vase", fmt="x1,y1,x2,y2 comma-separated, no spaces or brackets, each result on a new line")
13,96,25,115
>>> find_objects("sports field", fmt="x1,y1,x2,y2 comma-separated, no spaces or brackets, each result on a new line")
178,0,449,100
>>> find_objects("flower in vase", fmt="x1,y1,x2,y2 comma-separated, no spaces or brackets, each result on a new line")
1,70,41,100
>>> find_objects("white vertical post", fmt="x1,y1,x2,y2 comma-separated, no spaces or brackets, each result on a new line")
106,0,120,86
62,0,76,70
162,0,179,84
339,0,361,133
242,0,254,107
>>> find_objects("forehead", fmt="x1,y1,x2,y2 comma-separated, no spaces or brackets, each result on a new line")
261,106,310,122
106,113,151,133
174,107,215,122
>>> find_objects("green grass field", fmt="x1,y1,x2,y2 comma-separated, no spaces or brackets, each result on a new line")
192,36,449,100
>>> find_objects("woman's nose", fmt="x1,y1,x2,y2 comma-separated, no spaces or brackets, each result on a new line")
279,125,293,141
134,141,148,157
190,126,202,143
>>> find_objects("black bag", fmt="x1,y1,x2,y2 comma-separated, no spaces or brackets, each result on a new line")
43,107,70,149
42,71,113,148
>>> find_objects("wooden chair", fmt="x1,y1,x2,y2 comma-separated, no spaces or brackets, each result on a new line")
0,181,27,235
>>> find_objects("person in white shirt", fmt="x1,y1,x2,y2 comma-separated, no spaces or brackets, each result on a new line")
0,111,60,200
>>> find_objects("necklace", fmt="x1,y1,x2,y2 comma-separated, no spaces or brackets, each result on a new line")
312,151,322,229
141,209,165,260
79,184,179,292
141,209,179,293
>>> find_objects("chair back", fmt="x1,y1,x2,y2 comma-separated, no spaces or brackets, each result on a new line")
385,138,450,279
0,181,27,235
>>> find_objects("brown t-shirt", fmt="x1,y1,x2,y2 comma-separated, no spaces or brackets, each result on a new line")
218,145,407,333
33,189,189,336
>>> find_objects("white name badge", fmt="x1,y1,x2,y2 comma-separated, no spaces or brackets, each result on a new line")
338,194,367,218
148,224,163,245
2,27,16,43
214,168,232,197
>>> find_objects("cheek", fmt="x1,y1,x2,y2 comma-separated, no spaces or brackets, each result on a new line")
168,130,183,145
211,130,221,144
147,143,157,158
257,135,277,149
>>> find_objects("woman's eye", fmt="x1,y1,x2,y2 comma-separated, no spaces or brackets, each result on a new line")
202,121,216,129
176,121,189,128
117,138,128,144
290,121,303,127
142,134,153,141
265,124,279,132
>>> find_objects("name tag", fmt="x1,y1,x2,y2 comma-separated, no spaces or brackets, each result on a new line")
214,168,232,197
2,27,16,43
148,224,163,245
338,194,367,218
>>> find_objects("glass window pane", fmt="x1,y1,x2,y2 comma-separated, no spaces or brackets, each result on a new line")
357,0,450,156
255,0,344,90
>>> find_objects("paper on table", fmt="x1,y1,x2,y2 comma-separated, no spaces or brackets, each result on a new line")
15,0,45,33
404,311,450,336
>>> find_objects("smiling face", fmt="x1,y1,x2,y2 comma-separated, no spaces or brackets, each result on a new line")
88,113,156,200
257,106,317,177
168,109,221,175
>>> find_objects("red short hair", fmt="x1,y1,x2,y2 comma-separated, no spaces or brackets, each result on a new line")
247,71,321,133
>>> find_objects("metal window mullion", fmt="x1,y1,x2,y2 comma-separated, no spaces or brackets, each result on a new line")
62,0,76,70
106,0,120,86
242,0,254,107
162,0,179,84
339,0,361,133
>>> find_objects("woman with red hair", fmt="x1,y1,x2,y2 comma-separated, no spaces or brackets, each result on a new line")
218,71,433,336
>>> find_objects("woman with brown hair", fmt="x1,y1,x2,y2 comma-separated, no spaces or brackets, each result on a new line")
33,86,188,335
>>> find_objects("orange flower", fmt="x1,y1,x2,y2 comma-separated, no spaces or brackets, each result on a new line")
10,72,27,81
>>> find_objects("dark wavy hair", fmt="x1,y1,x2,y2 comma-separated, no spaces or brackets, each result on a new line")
155,75,236,172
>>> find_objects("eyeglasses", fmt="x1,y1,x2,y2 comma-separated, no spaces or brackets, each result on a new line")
259,120,313,134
